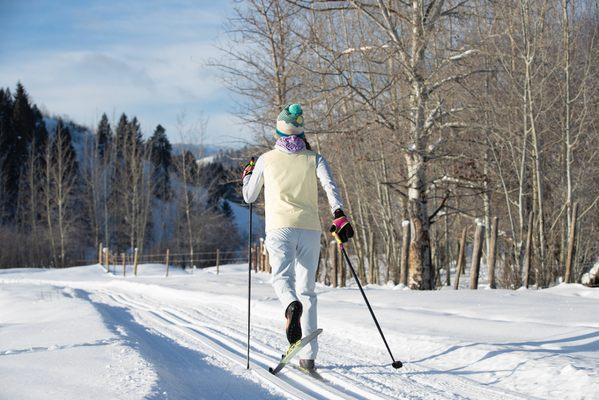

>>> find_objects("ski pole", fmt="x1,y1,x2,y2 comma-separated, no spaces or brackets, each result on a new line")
247,201,253,369
332,230,403,369
246,156,255,370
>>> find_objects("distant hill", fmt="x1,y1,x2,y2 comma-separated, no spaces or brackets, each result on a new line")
171,143,224,157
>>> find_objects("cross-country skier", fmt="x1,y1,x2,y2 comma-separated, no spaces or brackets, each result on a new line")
242,103,354,372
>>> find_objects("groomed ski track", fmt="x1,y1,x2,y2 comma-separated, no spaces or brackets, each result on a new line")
4,264,573,399
95,290,531,400
80,282,533,398
91,287,535,400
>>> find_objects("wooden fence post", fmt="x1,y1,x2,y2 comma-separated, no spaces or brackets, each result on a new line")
266,246,271,273
262,242,267,272
454,227,468,290
400,220,410,286
165,248,170,277
523,211,534,288
488,217,499,289
470,220,484,289
564,202,578,283
98,242,103,265
102,248,108,272
216,248,220,275
133,247,139,276
122,253,126,277
259,239,264,272
253,245,259,272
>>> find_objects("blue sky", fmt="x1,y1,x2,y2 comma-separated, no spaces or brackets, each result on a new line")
0,0,251,146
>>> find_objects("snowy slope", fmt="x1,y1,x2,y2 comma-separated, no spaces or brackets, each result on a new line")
230,201,265,238
1,264,598,400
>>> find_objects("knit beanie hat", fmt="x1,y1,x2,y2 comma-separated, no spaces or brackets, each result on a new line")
275,103,304,137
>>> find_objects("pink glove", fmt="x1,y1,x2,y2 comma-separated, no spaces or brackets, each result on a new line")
330,209,354,243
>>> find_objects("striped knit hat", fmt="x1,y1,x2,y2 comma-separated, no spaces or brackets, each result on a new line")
275,103,304,137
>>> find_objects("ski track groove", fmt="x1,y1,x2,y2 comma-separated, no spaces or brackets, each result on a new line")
156,296,536,400
97,291,364,400
144,294,534,400
104,291,403,400
107,292,418,399
89,287,536,400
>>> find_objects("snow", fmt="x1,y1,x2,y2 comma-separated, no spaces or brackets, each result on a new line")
230,201,265,238
1,263,598,399
581,261,599,286
449,49,479,61
196,154,218,166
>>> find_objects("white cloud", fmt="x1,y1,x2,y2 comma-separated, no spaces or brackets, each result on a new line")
0,1,247,147
0,42,229,141
206,112,254,146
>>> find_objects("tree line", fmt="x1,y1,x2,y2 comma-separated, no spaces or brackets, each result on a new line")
0,83,240,268
219,0,598,288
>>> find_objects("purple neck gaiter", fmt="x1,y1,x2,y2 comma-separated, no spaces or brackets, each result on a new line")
275,135,306,153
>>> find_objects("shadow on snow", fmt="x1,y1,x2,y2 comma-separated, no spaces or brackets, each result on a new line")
73,289,285,400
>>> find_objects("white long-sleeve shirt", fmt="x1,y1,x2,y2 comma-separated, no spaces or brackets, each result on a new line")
243,149,344,214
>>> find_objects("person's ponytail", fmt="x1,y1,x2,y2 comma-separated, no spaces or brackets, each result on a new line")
302,136,312,151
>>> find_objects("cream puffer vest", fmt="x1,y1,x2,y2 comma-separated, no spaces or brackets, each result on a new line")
262,148,320,232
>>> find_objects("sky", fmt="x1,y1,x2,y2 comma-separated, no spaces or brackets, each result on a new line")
0,0,251,147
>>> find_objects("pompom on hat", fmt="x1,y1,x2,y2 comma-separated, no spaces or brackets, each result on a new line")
275,103,305,138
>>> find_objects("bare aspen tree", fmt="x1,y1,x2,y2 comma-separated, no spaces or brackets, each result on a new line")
289,0,492,289
210,0,599,287
48,120,78,267
43,131,57,266
213,0,303,143
81,130,103,249
174,113,207,267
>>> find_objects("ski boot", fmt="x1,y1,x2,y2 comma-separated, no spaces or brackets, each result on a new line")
285,300,303,344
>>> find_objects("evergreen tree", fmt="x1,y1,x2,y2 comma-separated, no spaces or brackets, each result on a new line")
11,83,35,181
31,105,48,152
3,84,35,217
0,88,14,152
221,200,233,219
198,162,232,208
148,124,172,200
114,113,128,159
96,113,112,159
128,117,143,146
12,82,35,143
182,150,198,181
0,88,15,217
51,119,78,175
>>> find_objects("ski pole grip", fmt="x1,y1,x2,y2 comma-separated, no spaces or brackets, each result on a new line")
331,231,343,246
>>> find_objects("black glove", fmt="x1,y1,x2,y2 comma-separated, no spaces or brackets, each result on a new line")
330,209,354,243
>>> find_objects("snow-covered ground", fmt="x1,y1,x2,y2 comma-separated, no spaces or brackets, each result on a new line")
1,264,597,400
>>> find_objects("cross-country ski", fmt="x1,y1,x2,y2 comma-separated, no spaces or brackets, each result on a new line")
269,329,323,375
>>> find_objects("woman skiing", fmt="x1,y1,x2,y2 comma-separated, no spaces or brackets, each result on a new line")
242,103,353,371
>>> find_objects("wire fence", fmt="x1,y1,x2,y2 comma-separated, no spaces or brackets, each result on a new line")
83,240,279,278
72,247,250,271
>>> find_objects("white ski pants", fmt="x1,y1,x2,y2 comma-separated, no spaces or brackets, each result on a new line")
265,227,321,359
